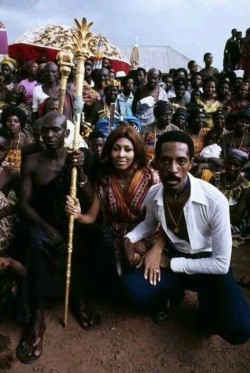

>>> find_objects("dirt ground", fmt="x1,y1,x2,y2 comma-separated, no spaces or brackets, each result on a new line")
2,241,250,373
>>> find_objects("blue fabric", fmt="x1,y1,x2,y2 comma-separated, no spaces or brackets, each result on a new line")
95,115,141,137
120,267,250,345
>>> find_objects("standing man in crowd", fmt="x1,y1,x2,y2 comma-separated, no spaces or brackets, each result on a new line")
200,53,219,78
224,28,238,71
16,112,92,364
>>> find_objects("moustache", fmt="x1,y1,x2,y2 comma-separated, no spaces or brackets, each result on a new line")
164,176,181,182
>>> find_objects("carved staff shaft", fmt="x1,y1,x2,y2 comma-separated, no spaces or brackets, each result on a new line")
64,57,85,326
63,16,93,327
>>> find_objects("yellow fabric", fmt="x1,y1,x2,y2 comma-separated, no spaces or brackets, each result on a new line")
6,149,22,172
196,99,220,128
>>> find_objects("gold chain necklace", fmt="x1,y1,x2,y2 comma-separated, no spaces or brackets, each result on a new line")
231,133,245,150
165,196,183,234
224,174,241,188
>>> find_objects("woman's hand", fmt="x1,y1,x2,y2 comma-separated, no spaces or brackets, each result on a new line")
123,238,143,267
65,195,82,220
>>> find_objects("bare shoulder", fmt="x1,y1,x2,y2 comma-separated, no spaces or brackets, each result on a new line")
22,151,44,172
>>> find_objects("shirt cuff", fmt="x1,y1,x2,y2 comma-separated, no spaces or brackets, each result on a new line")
170,257,185,273
125,231,138,244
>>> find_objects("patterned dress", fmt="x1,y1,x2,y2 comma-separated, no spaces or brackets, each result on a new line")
0,167,17,254
97,167,159,256
0,166,18,320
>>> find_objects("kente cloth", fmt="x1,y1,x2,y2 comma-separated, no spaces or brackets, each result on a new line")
0,190,16,253
97,167,159,255
142,122,180,160
6,149,22,172
82,82,100,107
190,128,210,156
196,98,221,128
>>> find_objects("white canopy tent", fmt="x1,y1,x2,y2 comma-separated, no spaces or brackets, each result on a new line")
118,45,202,73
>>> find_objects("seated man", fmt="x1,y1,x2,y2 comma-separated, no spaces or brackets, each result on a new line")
16,112,97,364
122,130,250,345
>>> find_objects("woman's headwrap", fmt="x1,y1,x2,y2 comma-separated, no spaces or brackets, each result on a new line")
153,100,173,119
173,107,188,121
188,105,206,122
212,109,228,120
227,149,248,165
1,56,18,72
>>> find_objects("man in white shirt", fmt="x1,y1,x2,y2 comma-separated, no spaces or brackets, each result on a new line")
122,130,250,345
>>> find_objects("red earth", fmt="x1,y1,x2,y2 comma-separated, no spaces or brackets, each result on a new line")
2,240,250,373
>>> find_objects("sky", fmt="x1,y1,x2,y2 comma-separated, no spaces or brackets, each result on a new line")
1,0,250,70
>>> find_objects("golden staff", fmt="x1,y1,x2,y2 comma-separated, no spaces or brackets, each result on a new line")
57,49,75,114
63,17,93,326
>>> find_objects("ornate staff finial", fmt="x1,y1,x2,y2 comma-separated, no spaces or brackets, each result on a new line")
65,17,94,59
57,49,75,113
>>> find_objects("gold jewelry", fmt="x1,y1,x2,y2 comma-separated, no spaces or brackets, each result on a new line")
224,174,241,188
230,134,245,150
78,175,88,188
165,196,183,234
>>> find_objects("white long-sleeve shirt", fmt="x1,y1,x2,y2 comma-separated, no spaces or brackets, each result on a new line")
126,173,232,275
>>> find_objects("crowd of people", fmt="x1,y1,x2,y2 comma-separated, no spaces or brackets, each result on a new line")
0,31,250,368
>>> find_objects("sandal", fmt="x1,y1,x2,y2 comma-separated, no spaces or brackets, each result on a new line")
151,299,175,325
237,276,250,288
16,320,46,364
151,309,174,325
74,300,101,330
